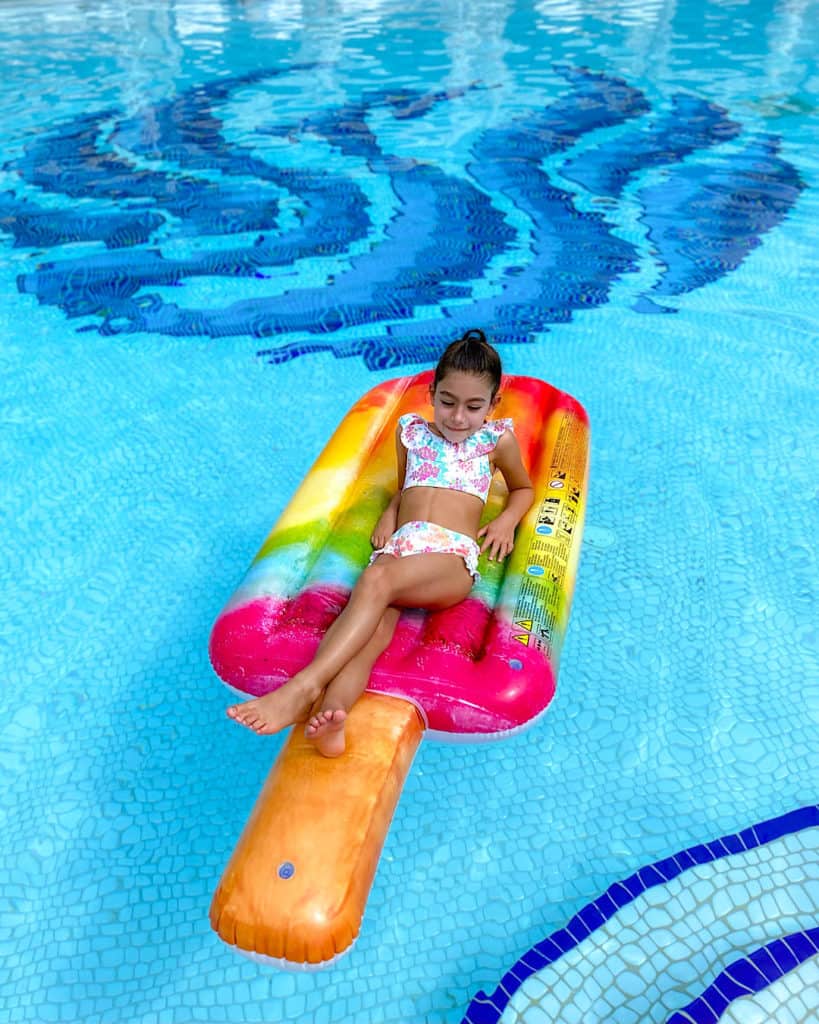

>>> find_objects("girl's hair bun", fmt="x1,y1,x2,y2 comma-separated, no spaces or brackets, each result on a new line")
461,328,488,346
433,328,502,397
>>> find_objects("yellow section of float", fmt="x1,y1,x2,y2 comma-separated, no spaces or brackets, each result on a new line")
210,693,425,966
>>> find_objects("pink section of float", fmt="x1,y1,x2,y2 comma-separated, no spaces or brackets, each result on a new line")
210,590,554,734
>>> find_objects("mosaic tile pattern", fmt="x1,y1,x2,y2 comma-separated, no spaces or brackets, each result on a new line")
4,65,804,367
668,930,819,1024
704,955,819,1024
1,1,817,1022
463,807,819,1023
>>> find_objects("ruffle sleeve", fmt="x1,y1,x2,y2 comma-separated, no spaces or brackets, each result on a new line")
398,413,429,449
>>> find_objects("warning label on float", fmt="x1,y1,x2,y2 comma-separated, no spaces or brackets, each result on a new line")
513,415,586,656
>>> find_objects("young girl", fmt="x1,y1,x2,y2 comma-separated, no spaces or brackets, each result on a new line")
227,329,534,756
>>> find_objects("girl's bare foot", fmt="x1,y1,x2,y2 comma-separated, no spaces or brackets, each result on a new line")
226,676,317,735
305,708,348,758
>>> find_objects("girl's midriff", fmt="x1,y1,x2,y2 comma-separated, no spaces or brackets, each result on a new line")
397,484,486,539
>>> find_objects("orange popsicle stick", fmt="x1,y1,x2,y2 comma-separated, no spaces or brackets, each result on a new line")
210,693,425,966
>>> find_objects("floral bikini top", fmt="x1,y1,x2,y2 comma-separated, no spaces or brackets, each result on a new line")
399,413,514,503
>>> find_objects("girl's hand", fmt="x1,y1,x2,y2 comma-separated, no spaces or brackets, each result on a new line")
477,516,516,562
371,512,397,550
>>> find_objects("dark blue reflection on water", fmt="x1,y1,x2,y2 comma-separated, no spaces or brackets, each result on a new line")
2,64,805,367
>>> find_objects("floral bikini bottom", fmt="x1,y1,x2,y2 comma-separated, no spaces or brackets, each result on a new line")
370,520,480,581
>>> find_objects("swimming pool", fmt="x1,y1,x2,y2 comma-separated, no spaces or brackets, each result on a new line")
1,0,817,1021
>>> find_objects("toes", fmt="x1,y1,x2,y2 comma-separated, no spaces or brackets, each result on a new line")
227,701,263,729
305,715,327,739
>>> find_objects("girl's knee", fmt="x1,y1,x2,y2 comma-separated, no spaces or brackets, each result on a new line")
355,561,395,604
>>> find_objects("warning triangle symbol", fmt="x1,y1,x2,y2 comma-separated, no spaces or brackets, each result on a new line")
515,619,533,631
513,633,531,646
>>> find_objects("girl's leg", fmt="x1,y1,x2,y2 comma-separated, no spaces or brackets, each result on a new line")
305,606,401,757
226,570,397,735
227,552,472,735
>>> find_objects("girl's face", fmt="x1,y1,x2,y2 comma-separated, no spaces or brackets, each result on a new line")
430,371,499,443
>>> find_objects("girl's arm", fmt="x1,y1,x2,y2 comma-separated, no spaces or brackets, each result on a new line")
371,423,408,548
477,430,534,561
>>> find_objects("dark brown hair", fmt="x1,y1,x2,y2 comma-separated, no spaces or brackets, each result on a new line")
432,328,502,398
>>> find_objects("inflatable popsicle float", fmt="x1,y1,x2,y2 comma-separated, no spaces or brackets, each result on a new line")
209,371,589,967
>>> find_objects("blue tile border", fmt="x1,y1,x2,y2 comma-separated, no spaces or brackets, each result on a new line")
666,927,819,1024
460,805,819,1024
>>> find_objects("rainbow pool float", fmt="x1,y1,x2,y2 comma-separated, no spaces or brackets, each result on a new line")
209,371,589,968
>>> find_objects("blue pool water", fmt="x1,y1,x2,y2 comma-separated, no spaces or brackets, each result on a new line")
1,1,817,1021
